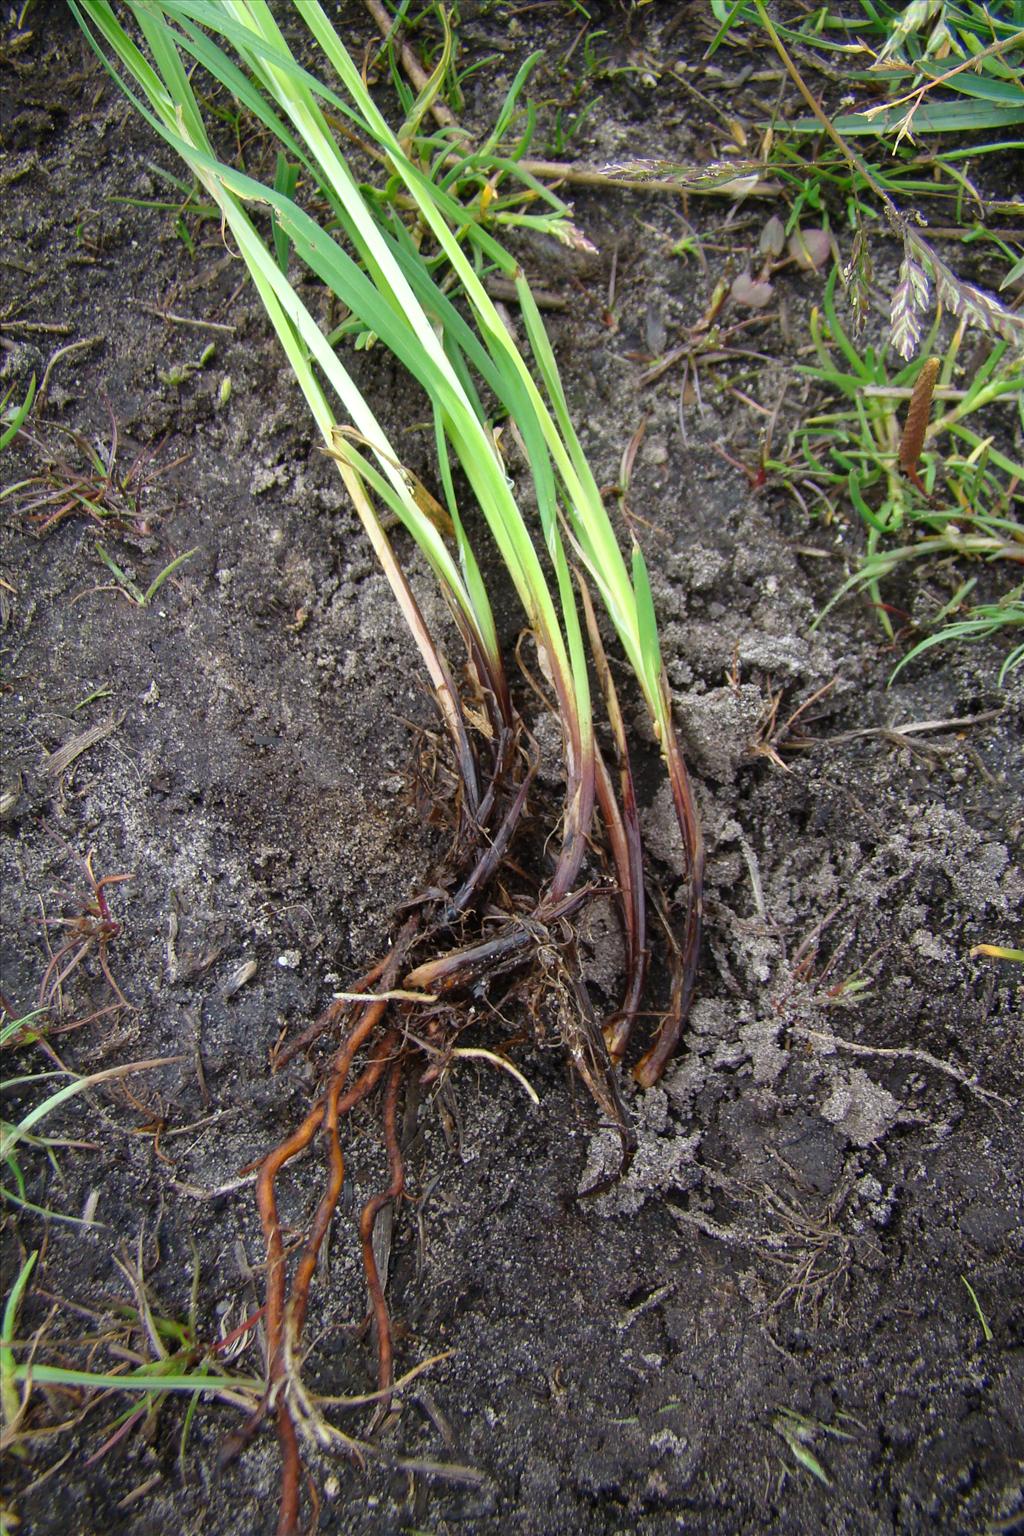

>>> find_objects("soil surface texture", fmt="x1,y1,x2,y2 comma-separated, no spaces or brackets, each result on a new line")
2,6,1022,1536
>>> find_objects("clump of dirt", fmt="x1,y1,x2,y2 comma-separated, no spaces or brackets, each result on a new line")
2,8,1021,1536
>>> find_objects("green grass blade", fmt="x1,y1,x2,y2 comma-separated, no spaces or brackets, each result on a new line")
1,1057,182,1160
271,152,299,272
0,375,36,451
142,547,198,604
10,1363,262,1394
1,1251,38,1442
95,544,144,603
822,98,1024,135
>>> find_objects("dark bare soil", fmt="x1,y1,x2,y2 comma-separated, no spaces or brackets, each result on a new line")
2,6,1022,1535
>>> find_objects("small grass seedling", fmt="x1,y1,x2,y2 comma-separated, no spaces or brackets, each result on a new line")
109,160,221,256
0,375,35,452
1,1007,77,1224
971,942,1024,964
961,1274,995,1343
772,1403,858,1488
92,542,197,608
157,339,216,389
1,999,182,1231
0,1009,253,1517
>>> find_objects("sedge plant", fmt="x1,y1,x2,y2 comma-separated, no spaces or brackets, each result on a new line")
69,3,704,1528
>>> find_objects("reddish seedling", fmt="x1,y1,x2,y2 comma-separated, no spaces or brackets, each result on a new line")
6,401,184,535
38,851,133,1015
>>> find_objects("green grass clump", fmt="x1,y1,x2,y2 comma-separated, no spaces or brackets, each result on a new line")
768,271,1024,675
1,1006,238,1491
64,6,706,1527
707,0,1024,678
709,1,1024,145
71,0,703,1060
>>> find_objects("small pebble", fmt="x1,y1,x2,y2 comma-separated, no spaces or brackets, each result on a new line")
223,958,258,997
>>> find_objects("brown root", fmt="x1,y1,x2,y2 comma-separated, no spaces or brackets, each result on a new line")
358,1057,406,1413
250,645,703,1533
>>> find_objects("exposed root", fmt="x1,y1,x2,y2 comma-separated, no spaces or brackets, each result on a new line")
359,1058,406,1417
792,1025,1010,1107
445,1048,540,1106
250,643,704,1533
272,953,390,1071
